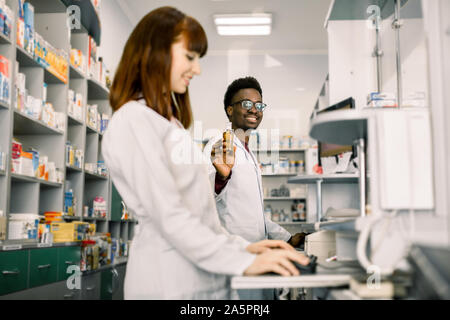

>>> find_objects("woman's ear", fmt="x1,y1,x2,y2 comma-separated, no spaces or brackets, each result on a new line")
226,106,233,119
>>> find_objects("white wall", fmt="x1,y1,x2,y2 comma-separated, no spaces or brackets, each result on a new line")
189,52,329,139
97,0,133,77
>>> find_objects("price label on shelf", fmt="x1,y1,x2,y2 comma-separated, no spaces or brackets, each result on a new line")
37,243,53,248
2,244,23,251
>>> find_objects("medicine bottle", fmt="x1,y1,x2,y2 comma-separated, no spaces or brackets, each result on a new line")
223,122,234,155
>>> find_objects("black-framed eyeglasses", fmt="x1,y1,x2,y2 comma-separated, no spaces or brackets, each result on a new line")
231,99,267,112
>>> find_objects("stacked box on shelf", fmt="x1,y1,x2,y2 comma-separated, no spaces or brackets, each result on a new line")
0,1,13,41
14,64,66,132
11,138,64,183
0,0,135,269
70,48,87,76
0,55,10,105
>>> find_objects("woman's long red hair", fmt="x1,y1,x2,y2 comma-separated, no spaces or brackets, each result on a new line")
109,6,207,129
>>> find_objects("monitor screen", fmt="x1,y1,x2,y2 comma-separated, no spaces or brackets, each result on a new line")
317,97,356,160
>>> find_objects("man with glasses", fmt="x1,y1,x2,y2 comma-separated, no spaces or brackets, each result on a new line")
203,77,305,300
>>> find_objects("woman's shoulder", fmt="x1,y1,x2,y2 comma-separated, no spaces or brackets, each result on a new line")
112,100,173,130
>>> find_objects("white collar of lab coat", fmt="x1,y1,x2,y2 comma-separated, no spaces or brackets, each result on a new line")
234,136,259,169
136,98,183,129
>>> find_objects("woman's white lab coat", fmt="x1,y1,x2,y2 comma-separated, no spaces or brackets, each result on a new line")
204,136,291,243
102,100,256,300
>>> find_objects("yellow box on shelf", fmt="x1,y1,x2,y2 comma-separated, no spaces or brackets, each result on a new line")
50,222,77,243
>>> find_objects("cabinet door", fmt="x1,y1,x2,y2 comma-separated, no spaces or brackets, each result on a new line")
29,248,58,288
81,272,101,300
0,250,29,295
57,246,81,281
112,264,126,300
110,183,123,222
55,280,82,300
100,268,113,300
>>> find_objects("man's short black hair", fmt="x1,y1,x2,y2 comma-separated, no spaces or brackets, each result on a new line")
223,76,263,118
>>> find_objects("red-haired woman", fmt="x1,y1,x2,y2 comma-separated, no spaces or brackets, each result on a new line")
102,6,309,299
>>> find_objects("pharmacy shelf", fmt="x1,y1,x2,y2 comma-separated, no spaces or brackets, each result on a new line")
251,148,308,153
68,114,84,126
0,100,10,109
69,64,86,79
62,215,81,221
39,179,63,188
0,0,135,271
60,0,101,45
16,45,41,68
85,170,108,180
288,173,359,184
86,124,100,134
11,173,40,184
13,110,64,135
87,78,109,100
309,109,369,146
264,197,306,201
11,173,62,188
66,164,83,173
262,173,298,177
0,242,80,251
0,32,11,44
324,0,410,27
16,45,66,85
82,216,107,221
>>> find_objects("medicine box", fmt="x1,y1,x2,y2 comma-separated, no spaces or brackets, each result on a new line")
50,223,77,243
0,216,6,240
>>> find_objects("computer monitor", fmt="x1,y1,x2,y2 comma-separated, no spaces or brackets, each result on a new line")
317,97,356,164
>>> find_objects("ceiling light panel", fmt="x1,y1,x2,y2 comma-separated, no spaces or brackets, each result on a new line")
214,13,272,36
214,14,272,25
217,25,271,36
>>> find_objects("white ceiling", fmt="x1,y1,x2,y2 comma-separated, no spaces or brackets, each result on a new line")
115,0,332,53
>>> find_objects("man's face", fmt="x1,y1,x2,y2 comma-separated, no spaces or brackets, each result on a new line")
227,88,264,131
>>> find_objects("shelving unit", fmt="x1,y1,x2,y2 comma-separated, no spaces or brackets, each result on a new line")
254,146,308,229
0,0,136,257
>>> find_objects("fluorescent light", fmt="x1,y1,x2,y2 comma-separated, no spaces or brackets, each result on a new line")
214,14,272,26
217,25,271,36
214,13,272,36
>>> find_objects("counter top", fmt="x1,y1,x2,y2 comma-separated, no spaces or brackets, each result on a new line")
231,262,365,290
82,256,128,275
0,241,80,251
